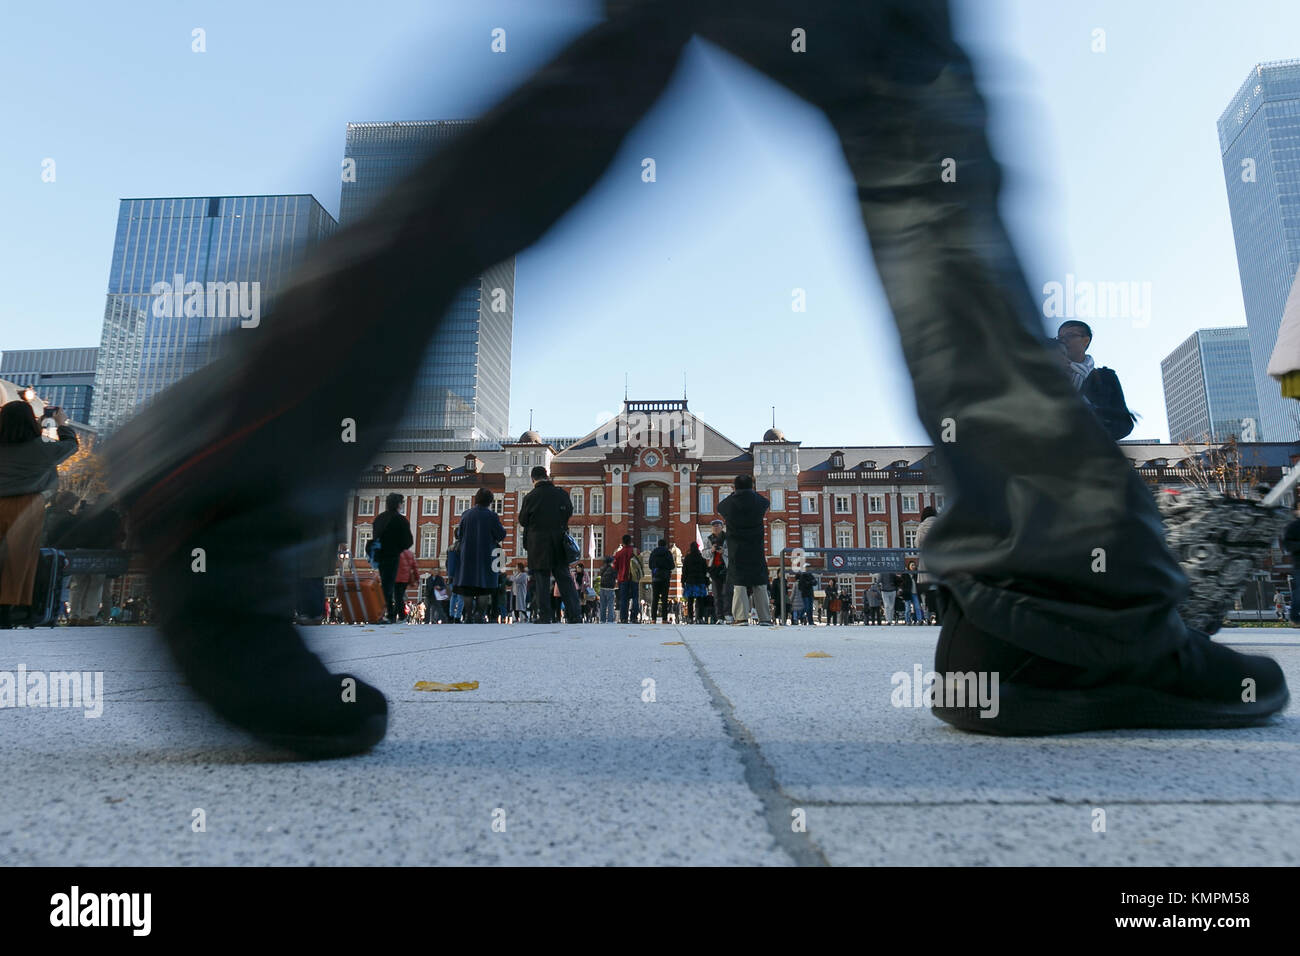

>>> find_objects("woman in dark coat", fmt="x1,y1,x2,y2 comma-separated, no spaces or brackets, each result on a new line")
681,541,710,623
452,488,506,623
717,475,773,624
717,479,770,587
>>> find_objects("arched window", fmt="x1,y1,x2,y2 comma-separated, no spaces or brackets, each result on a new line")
572,488,584,514
770,521,786,556
760,451,769,465
591,489,604,515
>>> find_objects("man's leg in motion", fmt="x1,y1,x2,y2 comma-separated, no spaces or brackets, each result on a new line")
102,3,696,756
696,0,1286,731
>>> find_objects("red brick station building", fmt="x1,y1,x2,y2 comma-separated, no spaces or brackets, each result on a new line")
343,398,1299,607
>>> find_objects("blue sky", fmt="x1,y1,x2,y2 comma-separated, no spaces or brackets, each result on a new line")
2,0,1297,446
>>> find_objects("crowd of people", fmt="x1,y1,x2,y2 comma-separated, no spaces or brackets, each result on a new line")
318,468,953,628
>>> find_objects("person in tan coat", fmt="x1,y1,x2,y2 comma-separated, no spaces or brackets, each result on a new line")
0,401,78,624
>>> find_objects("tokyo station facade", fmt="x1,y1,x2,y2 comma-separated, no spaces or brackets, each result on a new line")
342,398,1298,604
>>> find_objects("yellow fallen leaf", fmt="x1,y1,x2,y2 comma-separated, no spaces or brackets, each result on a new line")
804,651,832,658
413,680,480,692
661,641,684,646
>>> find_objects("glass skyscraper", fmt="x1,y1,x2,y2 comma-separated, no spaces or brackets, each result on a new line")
0,347,98,425
1219,60,1300,442
1161,327,1261,442
90,195,336,434
340,121,514,449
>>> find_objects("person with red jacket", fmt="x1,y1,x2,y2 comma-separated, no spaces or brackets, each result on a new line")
612,534,638,624
394,548,418,623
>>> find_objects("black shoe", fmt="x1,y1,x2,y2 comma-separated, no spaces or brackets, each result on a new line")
164,613,388,757
932,600,1289,736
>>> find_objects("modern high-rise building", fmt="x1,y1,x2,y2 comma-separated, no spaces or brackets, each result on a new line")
340,121,514,450
90,195,336,434
1218,59,1300,442
0,347,98,424
1161,327,1261,443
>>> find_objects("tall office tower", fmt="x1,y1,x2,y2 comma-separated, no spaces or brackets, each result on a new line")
0,347,98,424
341,121,514,450
1218,59,1300,442
1161,327,1261,442
90,195,337,435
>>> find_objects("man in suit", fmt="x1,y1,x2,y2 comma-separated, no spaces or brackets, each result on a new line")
518,466,581,624
369,492,413,624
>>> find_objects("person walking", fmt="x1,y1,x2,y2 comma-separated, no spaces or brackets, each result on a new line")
511,562,530,622
681,541,710,623
518,466,581,625
826,582,841,626
904,564,925,624
717,475,772,626
648,538,674,623
597,555,617,623
914,506,943,625
702,519,728,624
394,547,418,623
0,401,78,628
864,579,883,625
367,493,412,625
424,565,450,623
97,0,1287,754
452,488,506,623
878,570,899,625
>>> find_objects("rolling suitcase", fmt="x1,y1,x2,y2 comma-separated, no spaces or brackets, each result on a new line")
10,548,69,628
337,551,386,624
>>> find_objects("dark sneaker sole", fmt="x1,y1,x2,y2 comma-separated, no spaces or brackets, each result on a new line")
255,713,389,759
933,683,1290,736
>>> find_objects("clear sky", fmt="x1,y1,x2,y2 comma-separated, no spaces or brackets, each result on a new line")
2,0,1297,447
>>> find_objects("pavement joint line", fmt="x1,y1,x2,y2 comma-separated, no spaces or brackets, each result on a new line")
788,799,1300,807
324,627,564,665
678,626,830,867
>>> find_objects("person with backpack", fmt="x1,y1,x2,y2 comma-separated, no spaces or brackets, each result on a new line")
611,534,640,624
1056,321,1138,442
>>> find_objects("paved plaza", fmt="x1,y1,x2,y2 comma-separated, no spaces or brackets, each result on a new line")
1,622,1296,866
